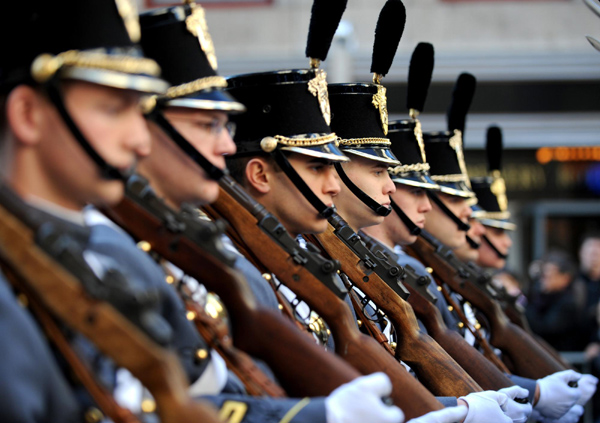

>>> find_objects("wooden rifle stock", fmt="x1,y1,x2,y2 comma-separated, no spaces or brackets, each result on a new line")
106,176,360,397
202,176,443,419
360,235,515,389
306,216,482,397
0,188,221,423
408,234,566,379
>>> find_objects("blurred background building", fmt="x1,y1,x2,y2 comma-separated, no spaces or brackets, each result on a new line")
142,0,600,283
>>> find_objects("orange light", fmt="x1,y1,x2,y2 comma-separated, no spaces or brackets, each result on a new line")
536,146,600,164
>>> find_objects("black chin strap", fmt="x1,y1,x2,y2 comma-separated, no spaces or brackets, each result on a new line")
466,235,481,250
147,110,226,181
390,199,421,235
427,192,470,232
272,149,334,219
45,78,124,180
483,234,508,259
334,163,392,217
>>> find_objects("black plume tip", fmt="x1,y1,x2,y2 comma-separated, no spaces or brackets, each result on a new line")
306,0,348,62
486,125,503,172
370,0,406,77
447,72,476,134
407,42,434,113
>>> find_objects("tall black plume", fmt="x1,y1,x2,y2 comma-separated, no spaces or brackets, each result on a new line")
406,42,434,114
446,72,476,136
370,0,406,78
486,125,503,173
306,0,348,62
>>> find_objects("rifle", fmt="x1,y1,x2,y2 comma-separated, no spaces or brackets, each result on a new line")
305,214,483,397
202,175,443,419
0,184,221,423
361,235,515,391
407,231,567,379
105,175,360,398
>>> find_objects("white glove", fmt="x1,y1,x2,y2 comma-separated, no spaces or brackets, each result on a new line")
459,391,512,423
325,373,404,423
540,404,585,423
498,386,532,423
576,374,598,406
536,370,582,419
407,406,468,423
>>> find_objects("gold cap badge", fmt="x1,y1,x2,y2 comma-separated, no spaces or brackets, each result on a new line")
307,69,331,126
114,0,141,43
185,2,218,71
372,85,388,135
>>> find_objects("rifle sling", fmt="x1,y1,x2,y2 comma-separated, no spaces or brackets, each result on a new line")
348,289,395,356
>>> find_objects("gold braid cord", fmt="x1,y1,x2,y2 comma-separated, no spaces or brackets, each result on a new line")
338,137,391,146
430,174,466,183
388,163,430,175
31,50,161,83
475,211,511,220
165,76,228,99
261,133,338,152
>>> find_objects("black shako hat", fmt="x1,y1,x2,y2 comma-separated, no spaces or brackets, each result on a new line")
387,120,439,189
470,125,515,231
423,131,474,198
225,69,347,162
139,2,244,112
0,0,168,94
328,83,399,165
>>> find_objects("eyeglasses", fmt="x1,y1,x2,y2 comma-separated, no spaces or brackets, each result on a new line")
196,118,236,138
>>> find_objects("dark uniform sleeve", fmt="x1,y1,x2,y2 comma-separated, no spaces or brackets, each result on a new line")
508,375,537,403
0,272,82,423
87,223,212,384
201,394,327,423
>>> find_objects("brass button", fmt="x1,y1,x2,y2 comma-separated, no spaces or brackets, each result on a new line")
186,311,197,321
137,240,151,252
196,348,209,360
141,399,156,413
84,407,104,423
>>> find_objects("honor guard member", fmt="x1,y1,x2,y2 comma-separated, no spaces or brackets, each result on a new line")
423,100,586,421
132,2,414,423
0,0,173,421
326,8,528,418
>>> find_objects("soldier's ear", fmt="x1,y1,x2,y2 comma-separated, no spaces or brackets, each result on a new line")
6,85,46,147
245,157,272,194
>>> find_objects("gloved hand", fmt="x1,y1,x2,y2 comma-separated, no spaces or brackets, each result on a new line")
576,374,598,406
535,370,582,419
407,405,468,423
325,373,404,423
458,391,512,423
540,404,585,423
498,386,532,423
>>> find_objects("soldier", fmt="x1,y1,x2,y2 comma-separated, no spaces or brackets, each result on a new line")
0,0,174,421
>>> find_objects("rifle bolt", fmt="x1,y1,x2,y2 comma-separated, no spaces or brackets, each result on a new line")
186,311,197,321
141,399,157,413
137,240,152,252
196,348,209,360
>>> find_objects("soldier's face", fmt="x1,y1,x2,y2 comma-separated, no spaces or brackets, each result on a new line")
10,81,150,209
454,218,486,263
140,108,235,208
424,193,471,249
386,184,431,246
478,226,512,269
260,153,341,237
334,156,395,231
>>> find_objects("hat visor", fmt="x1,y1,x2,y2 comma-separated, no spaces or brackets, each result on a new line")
166,89,246,113
343,147,400,165
390,172,440,191
60,66,169,94
280,141,350,163
435,180,476,198
479,218,516,231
